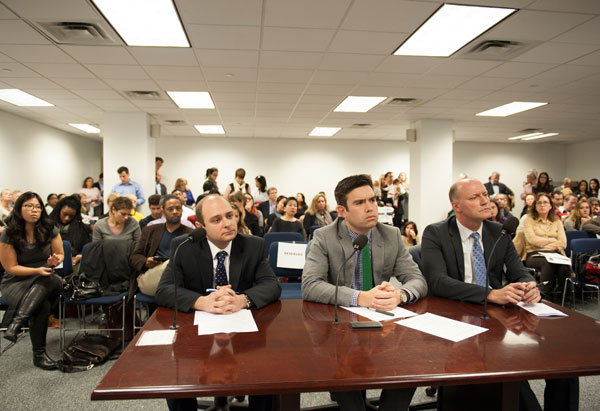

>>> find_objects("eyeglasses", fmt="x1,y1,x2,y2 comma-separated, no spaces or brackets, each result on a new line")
23,204,42,211
536,201,551,205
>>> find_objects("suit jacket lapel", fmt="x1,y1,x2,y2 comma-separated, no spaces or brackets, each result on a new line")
371,225,384,282
338,220,357,286
194,239,214,291
449,218,465,281
228,237,242,289
482,224,494,267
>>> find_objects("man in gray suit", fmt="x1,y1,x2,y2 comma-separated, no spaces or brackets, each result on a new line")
302,174,427,411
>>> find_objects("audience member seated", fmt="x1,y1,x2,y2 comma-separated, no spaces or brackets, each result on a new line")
484,171,515,206
172,189,195,221
521,193,569,296
533,171,554,194
245,193,264,231
111,166,145,207
229,192,260,236
253,174,268,203
561,194,578,221
303,193,337,235
401,221,419,248
582,215,600,236
492,193,513,222
520,193,536,218
130,194,192,297
80,176,102,216
175,177,195,207
231,203,251,235
203,167,219,193
257,187,278,225
45,193,58,215
224,167,251,198
265,195,286,231
0,188,13,222
560,177,573,197
564,200,592,231
12,190,22,207
589,197,600,217
295,192,307,219
269,196,306,240
520,170,537,200
380,171,394,205
575,179,589,200
589,178,599,198
0,192,63,370
125,194,144,222
100,192,120,219
551,190,566,219
139,194,163,231
92,197,141,243
49,195,92,266
488,199,502,223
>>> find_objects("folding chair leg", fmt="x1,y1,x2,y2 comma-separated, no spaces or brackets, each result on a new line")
561,278,568,307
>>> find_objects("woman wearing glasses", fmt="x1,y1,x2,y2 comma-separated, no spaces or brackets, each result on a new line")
0,192,64,370
522,193,569,296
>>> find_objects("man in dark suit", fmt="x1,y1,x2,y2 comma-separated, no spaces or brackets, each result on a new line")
156,194,280,411
422,179,577,411
484,171,515,204
155,170,167,195
257,187,278,224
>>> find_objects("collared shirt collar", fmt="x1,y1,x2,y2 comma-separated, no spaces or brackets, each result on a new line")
207,239,232,258
456,218,483,242
346,224,372,247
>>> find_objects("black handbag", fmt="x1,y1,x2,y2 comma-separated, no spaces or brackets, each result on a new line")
57,333,121,373
64,273,102,301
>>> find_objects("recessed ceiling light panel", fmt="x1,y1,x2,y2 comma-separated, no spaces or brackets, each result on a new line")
167,91,215,109
309,127,341,137
195,125,225,135
521,132,558,141
69,123,100,133
0,89,54,107
334,96,386,113
476,102,547,117
393,4,517,57
92,0,189,47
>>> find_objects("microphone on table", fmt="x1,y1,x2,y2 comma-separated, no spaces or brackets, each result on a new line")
333,234,369,325
170,227,207,330
482,217,519,320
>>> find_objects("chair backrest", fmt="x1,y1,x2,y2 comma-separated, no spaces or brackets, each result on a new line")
308,225,324,240
268,241,307,278
565,230,592,257
55,240,74,277
264,232,304,258
408,244,422,272
570,238,600,268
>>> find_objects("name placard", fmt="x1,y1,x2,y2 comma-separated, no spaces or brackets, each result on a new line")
276,242,307,269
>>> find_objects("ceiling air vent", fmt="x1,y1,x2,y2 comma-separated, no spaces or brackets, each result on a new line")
35,21,116,45
125,91,164,101
351,123,373,128
459,39,539,61
383,97,418,106
164,120,186,125
518,128,543,133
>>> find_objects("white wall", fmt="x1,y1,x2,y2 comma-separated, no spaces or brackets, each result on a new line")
155,137,410,207
0,110,102,201
566,140,600,182
453,141,567,213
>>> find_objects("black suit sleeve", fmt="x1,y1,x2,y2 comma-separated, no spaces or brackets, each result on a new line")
241,239,281,309
421,224,490,304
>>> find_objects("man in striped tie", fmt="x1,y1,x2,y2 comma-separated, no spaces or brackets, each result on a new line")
302,174,427,411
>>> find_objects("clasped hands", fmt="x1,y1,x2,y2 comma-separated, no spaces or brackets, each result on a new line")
358,281,404,311
487,281,540,305
194,285,245,314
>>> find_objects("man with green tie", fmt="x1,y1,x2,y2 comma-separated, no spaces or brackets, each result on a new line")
302,174,427,411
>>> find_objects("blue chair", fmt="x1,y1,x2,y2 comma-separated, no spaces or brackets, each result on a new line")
408,244,422,272
55,240,74,277
263,232,304,258
133,292,156,335
565,230,593,257
268,241,307,300
562,238,600,306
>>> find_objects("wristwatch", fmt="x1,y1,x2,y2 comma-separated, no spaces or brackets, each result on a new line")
244,294,254,309
399,290,409,305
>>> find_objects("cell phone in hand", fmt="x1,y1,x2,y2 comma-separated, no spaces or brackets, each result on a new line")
153,256,168,263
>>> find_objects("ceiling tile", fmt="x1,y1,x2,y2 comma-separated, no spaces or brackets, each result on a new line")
195,50,259,68
1,0,100,20
526,0,600,14
187,25,260,50
262,27,335,52
104,79,160,91
257,69,314,83
553,16,600,45
256,93,300,103
203,67,257,82
311,70,367,85
304,84,355,95
61,46,137,64
145,66,204,81
93,99,137,110
342,0,437,32
264,0,351,29
320,53,385,71
483,62,556,78
0,62,42,77
0,77,61,89
458,76,524,90
51,77,109,89
209,81,256,93
513,42,599,64
0,52,13,62
24,63,95,78
259,51,322,70
487,10,592,41
85,64,149,80
72,89,122,99
178,0,262,25
329,30,407,55
156,80,208,91
0,45,75,63
0,3,16,18
257,82,305,94
568,50,600,66
375,56,443,73
427,59,502,76
0,20,51,44
128,48,198,66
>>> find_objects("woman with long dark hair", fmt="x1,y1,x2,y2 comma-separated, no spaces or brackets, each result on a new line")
203,167,219,193
0,192,64,370
253,175,268,203
49,195,91,265
533,172,553,194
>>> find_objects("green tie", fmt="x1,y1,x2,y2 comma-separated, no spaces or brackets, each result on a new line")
361,244,373,291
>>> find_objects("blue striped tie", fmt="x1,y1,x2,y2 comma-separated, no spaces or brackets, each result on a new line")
470,232,487,287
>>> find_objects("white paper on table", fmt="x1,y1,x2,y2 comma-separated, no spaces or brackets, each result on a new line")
136,329,176,346
342,306,417,322
517,302,568,317
194,309,258,335
276,242,306,269
396,312,488,342
535,252,572,266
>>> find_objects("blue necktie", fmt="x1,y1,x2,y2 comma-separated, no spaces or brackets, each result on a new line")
470,232,487,287
215,251,228,287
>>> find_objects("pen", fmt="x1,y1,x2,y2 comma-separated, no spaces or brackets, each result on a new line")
369,308,394,317
206,288,240,294
535,281,549,288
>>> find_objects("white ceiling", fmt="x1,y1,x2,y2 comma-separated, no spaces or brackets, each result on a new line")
0,0,599,143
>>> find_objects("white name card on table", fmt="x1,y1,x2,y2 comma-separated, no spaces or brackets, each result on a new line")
517,302,568,317
136,330,176,346
396,312,488,342
276,242,306,269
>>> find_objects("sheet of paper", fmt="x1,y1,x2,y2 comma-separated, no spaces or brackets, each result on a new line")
517,302,568,317
396,312,488,342
342,306,417,322
536,252,572,266
276,242,307,269
194,309,259,335
136,330,176,346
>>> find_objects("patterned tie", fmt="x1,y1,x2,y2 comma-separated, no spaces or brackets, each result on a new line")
361,244,373,291
215,251,228,287
470,232,487,287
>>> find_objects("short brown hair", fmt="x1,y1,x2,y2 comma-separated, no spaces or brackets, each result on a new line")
334,174,373,209
111,196,133,212
228,191,245,204
235,168,246,179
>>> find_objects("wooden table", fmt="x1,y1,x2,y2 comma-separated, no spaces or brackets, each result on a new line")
91,298,600,409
